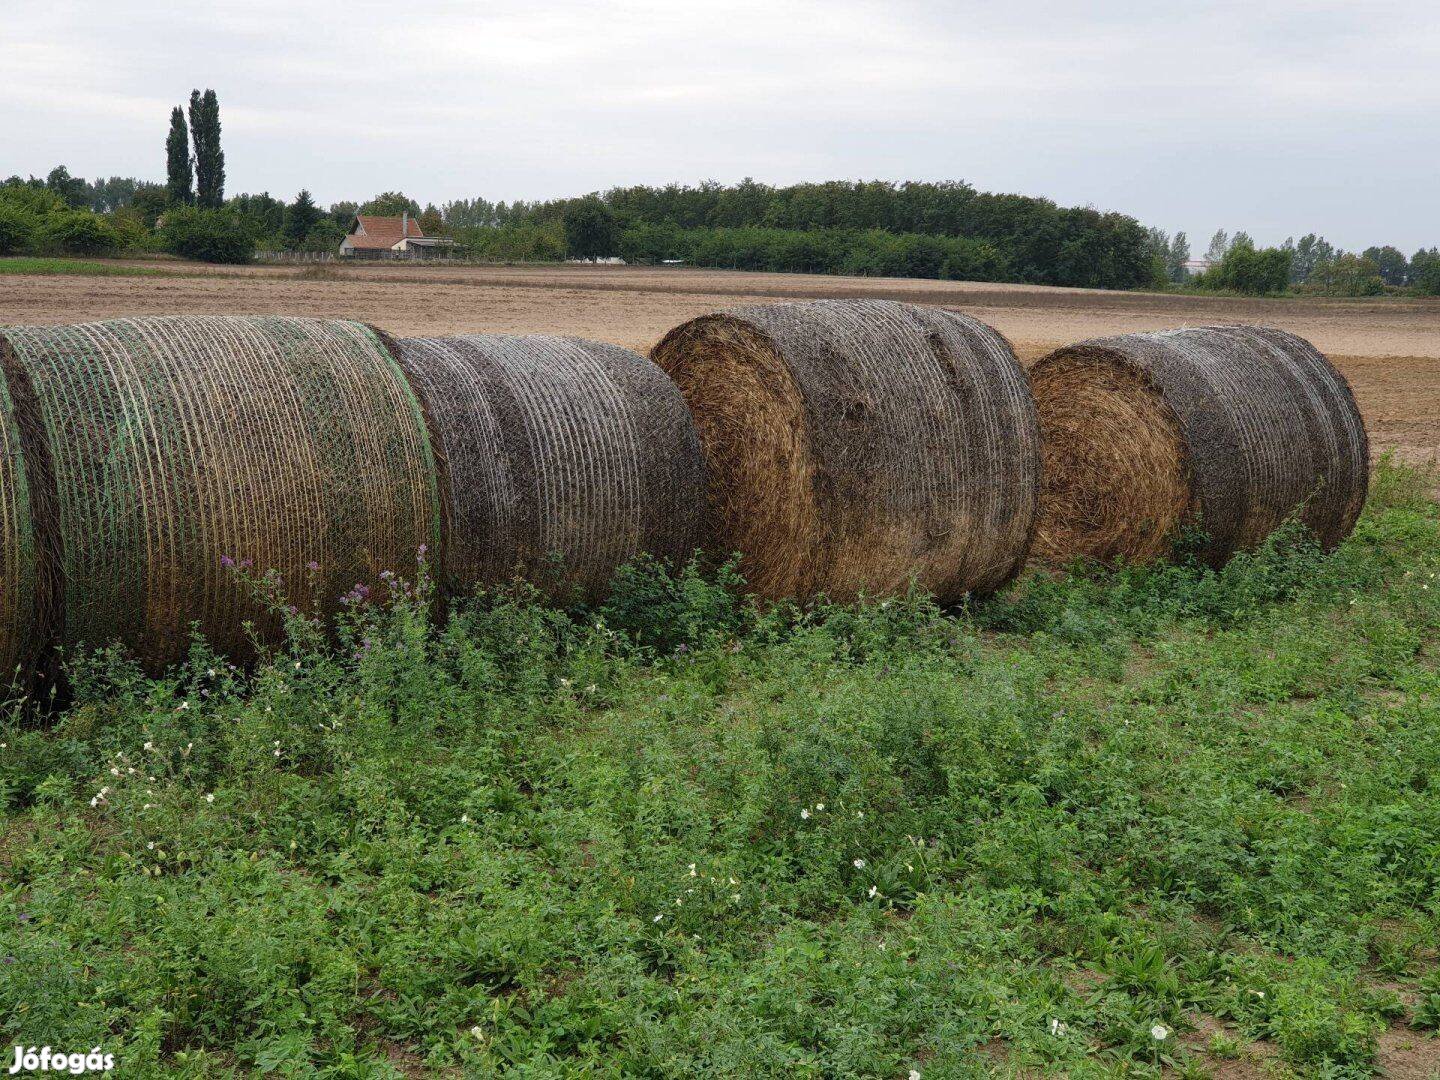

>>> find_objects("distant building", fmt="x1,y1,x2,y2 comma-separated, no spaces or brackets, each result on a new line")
339,213,455,259
1181,258,1214,276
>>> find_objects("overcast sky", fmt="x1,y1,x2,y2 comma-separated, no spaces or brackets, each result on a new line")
4,0,1437,254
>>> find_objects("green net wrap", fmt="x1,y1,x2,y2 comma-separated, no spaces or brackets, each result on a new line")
0,316,440,668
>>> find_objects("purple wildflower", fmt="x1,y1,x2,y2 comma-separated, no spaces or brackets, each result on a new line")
220,555,235,569
306,561,320,573
340,583,371,606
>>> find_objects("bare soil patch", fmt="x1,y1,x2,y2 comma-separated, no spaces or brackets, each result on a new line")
2,263,1436,462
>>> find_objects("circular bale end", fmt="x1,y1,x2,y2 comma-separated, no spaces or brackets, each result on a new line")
647,315,816,599
1029,326,1369,567
0,338,47,681
1030,348,1193,564
394,334,707,602
652,299,1040,604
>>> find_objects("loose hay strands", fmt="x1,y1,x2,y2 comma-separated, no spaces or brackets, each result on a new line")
395,334,706,601
1030,325,1369,566
0,316,440,669
0,343,45,681
651,299,1040,604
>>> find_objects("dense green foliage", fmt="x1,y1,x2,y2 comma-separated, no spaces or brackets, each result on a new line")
1193,238,1294,295
166,107,195,207
563,197,620,260
563,180,1153,288
0,184,139,259
2,462,1437,1076
1301,255,1388,298
620,224,1003,281
160,207,256,264
450,220,566,262
188,90,226,210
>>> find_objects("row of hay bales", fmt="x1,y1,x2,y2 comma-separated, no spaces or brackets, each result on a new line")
0,302,1367,675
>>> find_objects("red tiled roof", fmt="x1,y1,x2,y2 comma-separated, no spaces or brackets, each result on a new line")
345,214,425,250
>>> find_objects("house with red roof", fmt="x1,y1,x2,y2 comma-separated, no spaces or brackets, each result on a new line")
339,212,455,259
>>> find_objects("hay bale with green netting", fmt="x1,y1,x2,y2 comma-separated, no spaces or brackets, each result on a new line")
0,348,51,681
394,334,706,601
0,316,440,669
651,299,1040,603
1029,325,1369,566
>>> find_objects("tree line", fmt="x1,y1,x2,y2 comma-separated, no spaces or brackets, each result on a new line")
1,93,1435,296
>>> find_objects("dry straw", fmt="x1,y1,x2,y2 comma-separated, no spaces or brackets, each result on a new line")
0,349,46,680
651,299,1040,603
395,334,706,601
1030,325,1369,566
0,316,440,669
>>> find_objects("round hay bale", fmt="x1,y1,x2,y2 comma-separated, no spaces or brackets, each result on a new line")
0,344,49,681
650,299,1039,603
0,316,440,668
394,334,707,601
1029,325,1369,566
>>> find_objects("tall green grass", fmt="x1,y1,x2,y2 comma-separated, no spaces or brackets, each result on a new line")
2,460,1437,1076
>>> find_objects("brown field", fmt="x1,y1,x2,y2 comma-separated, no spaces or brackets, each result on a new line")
2,261,1436,464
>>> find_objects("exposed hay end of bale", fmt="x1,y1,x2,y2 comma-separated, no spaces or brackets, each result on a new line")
0,316,441,670
1030,325,1369,567
0,341,47,680
1030,350,1193,565
394,334,707,601
651,299,1040,603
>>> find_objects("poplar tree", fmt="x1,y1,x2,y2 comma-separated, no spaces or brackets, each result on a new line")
165,107,194,205
188,89,226,209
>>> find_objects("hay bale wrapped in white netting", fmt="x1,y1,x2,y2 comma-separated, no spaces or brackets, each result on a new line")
1029,324,1369,565
651,299,1040,603
394,334,707,600
0,316,440,669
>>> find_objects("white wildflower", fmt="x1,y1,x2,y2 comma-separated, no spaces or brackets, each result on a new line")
653,914,664,923
688,863,697,876
910,1071,922,1080
800,808,810,820
469,1025,484,1040
460,814,470,824
1049,1018,1069,1037
815,802,824,811
177,700,189,710
143,741,154,752
147,841,155,850
868,885,878,899
1151,1024,1169,1041
205,793,215,804
853,858,866,869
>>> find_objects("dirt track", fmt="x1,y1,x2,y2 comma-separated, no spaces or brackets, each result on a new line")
1,262,1436,464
